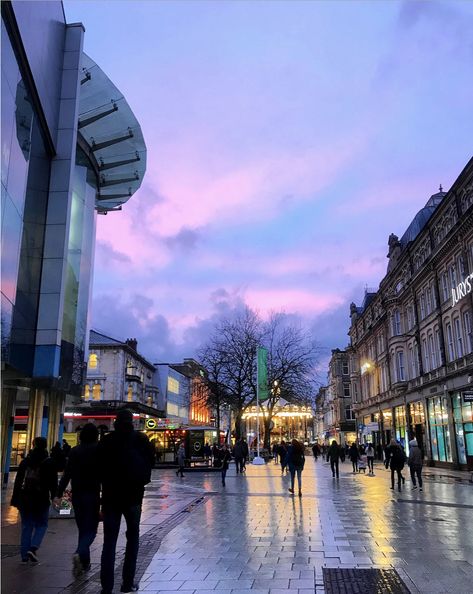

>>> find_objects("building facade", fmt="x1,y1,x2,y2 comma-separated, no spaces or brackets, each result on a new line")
349,158,473,470
154,363,191,427
1,1,146,476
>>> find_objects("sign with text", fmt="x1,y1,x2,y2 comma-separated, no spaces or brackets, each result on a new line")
462,391,473,403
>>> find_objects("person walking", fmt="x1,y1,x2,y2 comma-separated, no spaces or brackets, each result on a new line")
220,443,232,486
272,442,279,463
312,443,320,460
278,441,288,474
241,439,249,472
50,441,67,472
388,439,406,492
327,440,341,478
233,439,245,474
97,409,155,594
286,439,305,496
176,443,185,477
11,437,57,564
54,423,100,578
358,446,367,474
349,442,359,473
408,438,424,492
366,442,375,475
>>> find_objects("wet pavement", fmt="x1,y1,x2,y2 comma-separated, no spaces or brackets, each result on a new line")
2,458,473,593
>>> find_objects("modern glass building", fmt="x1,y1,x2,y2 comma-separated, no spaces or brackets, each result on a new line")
1,1,146,481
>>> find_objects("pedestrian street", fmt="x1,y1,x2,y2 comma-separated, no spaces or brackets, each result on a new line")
2,457,473,594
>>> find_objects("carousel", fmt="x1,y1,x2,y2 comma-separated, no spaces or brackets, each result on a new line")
242,401,314,445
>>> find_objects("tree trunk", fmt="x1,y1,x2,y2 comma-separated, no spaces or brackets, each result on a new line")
263,411,273,449
234,410,242,440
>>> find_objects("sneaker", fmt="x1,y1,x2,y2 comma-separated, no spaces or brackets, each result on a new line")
120,585,139,593
72,553,83,578
419,488,423,492
412,486,417,490
288,487,294,494
27,550,39,563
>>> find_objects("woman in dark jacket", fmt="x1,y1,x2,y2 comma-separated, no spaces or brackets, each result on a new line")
349,443,359,473
54,423,100,577
11,437,57,563
327,440,341,478
286,439,305,496
388,439,406,492
220,444,232,487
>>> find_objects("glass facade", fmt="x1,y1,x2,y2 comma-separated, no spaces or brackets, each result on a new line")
1,19,50,375
59,147,97,394
452,393,473,465
427,396,453,463
394,405,409,454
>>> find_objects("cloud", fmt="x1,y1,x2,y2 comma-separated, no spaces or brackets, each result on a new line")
164,227,203,252
95,240,131,264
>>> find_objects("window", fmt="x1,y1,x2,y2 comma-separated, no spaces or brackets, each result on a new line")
414,343,420,376
353,383,358,403
396,351,405,381
127,385,133,402
426,287,432,315
422,338,429,373
446,323,455,361
406,305,414,330
168,376,180,393
463,311,473,353
428,334,437,369
442,272,449,302
454,318,464,358
449,265,457,290
342,361,349,375
93,384,101,401
88,353,98,369
419,294,426,320
392,309,401,336
408,346,414,380
458,255,466,278
435,328,442,365
343,383,350,397
345,405,355,420
83,385,90,400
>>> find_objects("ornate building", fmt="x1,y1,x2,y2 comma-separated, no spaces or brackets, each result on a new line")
349,158,473,470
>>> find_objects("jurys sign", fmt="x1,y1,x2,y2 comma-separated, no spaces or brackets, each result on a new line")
451,274,473,307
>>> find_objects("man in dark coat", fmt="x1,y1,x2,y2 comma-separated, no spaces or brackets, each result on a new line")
11,436,57,563
233,439,245,474
97,409,155,594
54,423,101,578
327,440,341,478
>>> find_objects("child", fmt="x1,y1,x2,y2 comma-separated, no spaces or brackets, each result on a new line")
358,452,368,473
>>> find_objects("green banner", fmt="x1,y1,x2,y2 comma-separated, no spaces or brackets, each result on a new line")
257,346,269,401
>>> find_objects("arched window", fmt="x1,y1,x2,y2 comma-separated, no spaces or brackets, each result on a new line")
88,353,98,369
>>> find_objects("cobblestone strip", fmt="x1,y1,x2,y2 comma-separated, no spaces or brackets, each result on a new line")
61,495,206,594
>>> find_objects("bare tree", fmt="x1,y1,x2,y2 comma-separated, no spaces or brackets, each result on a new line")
198,308,262,440
261,313,319,448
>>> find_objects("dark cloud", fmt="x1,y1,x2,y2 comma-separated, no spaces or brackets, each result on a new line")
95,240,131,263
164,227,202,252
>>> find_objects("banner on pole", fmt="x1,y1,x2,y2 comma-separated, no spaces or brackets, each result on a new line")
257,347,269,401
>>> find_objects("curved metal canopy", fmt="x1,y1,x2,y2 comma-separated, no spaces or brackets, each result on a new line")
78,53,147,212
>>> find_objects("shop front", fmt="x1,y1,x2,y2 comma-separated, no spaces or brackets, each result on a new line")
427,396,453,464
452,392,473,469
409,400,427,455
380,409,393,446
394,405,409,455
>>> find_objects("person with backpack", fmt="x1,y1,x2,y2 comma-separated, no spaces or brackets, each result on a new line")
54,423,101,578
97,409,155,594
286,439,305,496
387,438,406,492
327,440,341,478
11,436,57,564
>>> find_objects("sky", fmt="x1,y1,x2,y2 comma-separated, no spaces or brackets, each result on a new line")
64,0,473,374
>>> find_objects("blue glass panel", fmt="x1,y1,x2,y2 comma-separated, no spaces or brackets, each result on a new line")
1,190,22,303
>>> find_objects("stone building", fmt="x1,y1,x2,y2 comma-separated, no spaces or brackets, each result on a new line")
349,157,473,470
63,330,162,441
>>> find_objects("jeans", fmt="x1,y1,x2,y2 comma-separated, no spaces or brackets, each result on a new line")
290,467,302,491
20,506,49,560
221,467,228,485
73,492,100,567
410,466,423,488
391,468,402,490
177,464,184,477
101,503,142,592
367,457,374,472
235,458,244,473
352,460,358,472
330,459,339,477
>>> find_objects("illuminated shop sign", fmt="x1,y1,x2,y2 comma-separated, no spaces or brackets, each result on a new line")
451,274,473,307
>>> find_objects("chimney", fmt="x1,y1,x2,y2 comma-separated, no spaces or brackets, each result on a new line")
126,338,137,352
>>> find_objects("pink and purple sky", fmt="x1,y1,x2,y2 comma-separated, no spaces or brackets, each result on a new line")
65,1,473,371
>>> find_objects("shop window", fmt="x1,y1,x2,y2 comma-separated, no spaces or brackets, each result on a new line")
83,385,90,400
88,353,98,369
168,377,179,393
428,397,453,462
